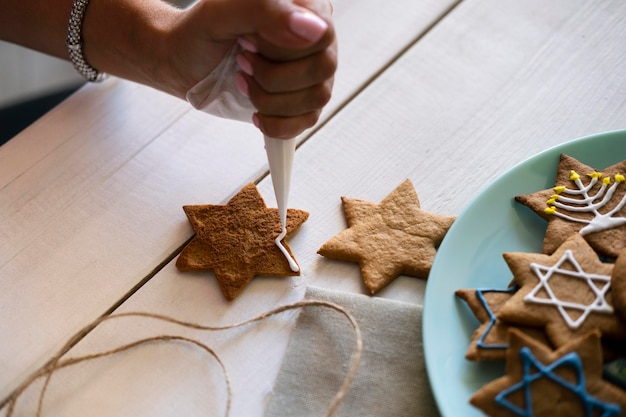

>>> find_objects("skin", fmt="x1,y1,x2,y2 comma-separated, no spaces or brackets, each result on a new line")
0,0,337,139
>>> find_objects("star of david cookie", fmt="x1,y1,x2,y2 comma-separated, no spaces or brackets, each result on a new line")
515,153,626,258
456,286,550,361
317,179,455,295
176,183,309,301
610,248,626,323
497,233,625,348
470,329,626,417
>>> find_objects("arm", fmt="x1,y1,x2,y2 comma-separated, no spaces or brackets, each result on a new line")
0,0,188,96
0,0,337,138
0,0,78,59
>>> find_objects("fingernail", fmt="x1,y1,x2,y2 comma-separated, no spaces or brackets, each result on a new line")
236,54,253,76
238,38,258,53
289,11,328,42
252,113,261,129
235,73,249,97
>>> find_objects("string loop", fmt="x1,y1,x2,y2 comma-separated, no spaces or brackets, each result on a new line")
5,300,362,417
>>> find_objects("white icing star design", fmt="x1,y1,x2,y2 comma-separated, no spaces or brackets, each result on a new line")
525,249,613,330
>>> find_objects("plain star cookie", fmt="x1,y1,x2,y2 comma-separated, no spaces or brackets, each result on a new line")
497,233,624,348
515,153,626,258
470,329,626,417
318,179,455,295
176,183,309,301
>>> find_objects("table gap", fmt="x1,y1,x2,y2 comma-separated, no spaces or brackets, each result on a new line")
0,3,469,406
64,0,467,331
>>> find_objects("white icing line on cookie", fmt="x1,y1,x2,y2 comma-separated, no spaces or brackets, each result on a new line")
546,171,626,235
275,227,299,272
524,249,613,330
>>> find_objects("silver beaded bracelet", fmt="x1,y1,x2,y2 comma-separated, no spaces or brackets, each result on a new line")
66,0,108,82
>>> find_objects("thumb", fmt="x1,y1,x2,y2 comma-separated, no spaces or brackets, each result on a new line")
204,0,330,49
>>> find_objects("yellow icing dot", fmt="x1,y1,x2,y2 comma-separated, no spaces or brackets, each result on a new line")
616,174,625,182
544,206,557,215
547,195,560,205
589,171,603,179
553,185,566,193
603,177,611,186
570,170,580,181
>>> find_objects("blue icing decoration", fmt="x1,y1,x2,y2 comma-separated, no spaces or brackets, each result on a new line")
475,286,518,350
495,347,621,417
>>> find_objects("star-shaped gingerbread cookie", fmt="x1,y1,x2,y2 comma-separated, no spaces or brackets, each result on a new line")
470,329,626,416
611,248,626,323
497,233,624,348
318,179,455,295
176,183,309,300
456,286,549,361
515,153,626,258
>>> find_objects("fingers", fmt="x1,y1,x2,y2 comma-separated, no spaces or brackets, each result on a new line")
234,37,336,138
190,0,337,138
203,0,331,50
243,3,335,61
241,73,333,116
235,70,333,138
237,46,337,92
236,0,334,62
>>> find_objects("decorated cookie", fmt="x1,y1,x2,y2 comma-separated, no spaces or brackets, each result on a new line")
318,179,455,295
515,153,626,258
611,248,626,322
470,329,626,417
456,286,550,361
497,233,624,348
176,183,309,301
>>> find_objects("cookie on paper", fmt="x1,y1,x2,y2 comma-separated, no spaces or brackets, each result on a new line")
176,183,309,301
318,179,455,295
515,153,626,258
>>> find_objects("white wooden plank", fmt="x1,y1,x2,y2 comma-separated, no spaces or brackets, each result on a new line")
292,0,626,301
0,0,459,405
10,0,624,416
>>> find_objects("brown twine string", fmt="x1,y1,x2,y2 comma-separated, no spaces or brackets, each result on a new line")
6,300,363,417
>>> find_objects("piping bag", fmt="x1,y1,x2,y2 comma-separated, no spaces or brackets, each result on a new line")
186,44,299,271
264,135,299,272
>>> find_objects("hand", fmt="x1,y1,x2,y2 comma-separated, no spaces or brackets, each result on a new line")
1,0,336,139
166,0,337,138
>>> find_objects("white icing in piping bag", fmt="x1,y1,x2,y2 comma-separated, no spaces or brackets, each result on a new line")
264,135,299,272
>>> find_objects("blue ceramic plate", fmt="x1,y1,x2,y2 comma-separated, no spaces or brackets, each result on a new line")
423,129,626,417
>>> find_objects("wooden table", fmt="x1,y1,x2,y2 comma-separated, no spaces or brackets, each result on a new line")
1,0,625,415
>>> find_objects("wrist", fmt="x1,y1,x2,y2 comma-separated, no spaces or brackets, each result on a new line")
67,0,108,82
81,0,185,96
